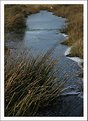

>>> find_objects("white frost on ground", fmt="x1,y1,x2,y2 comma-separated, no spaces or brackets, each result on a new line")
64,47,83,68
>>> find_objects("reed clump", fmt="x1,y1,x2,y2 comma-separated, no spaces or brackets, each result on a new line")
5,49,67,116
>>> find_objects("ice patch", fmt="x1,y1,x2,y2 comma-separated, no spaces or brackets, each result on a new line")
61,91,80,95
64,47,83,68
64,47,71,56
67,57,83,68
62,33,68,38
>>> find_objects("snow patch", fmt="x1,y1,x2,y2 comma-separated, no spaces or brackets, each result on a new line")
67,57,83,68
64,47,83,68
62,33,68,38
64,47,71,56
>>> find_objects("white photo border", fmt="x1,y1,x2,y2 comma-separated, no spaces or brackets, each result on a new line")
0,0,87,121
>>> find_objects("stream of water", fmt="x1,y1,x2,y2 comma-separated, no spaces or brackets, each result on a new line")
6,10,83,96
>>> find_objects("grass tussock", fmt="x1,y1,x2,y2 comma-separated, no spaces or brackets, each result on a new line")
70,39,83,58
5,48,67,116
5,5,43,33
5,5,26,32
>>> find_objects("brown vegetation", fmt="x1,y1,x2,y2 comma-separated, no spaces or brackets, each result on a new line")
5,49,67,116
52,5,83,58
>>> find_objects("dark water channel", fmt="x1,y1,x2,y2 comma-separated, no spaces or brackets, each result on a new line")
6,10,83,96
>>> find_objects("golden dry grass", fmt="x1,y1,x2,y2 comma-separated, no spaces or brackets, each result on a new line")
5,48,67,116
53,5,83,58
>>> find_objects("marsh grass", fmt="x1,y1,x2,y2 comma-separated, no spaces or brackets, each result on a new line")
5,46,68,116
54,5,83,58
4,5,41,33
